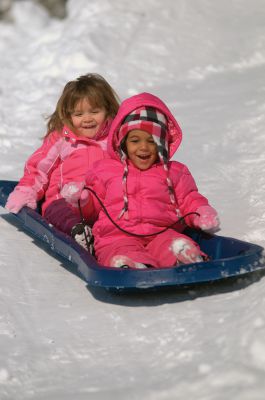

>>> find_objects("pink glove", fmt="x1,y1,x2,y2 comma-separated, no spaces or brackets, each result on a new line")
193,205,220,233
6,186,37,214
61,182,90,207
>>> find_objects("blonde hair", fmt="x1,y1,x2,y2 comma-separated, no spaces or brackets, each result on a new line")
45,73,120,137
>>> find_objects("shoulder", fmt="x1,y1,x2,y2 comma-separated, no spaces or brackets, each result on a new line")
168,161,195,184
46,130,62,140
168,160,191,174
168,161,198,192
92,158,121,171
42,130,63,147
86,158,121,180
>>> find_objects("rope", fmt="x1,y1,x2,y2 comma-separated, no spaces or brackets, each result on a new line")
77,199,93,250
83,186,200,238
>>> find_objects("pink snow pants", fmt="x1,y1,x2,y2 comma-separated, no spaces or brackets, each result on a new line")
95,229,203,269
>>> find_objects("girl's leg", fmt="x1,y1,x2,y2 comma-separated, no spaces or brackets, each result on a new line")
147,230,204,268
95,237,159,268
44,199,81,235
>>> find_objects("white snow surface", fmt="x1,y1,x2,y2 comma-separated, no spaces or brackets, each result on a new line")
1,0,265,399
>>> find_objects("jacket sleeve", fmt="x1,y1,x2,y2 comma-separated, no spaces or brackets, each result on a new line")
171,163,210,226
15,131,62,200
6,131,62,213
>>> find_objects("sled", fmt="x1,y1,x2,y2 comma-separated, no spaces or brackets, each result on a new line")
0,180,264,293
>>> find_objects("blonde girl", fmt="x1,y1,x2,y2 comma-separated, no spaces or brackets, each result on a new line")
6,73,119,237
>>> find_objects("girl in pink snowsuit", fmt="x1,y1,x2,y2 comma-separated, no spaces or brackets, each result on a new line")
6,73,120,236
73,92,220,268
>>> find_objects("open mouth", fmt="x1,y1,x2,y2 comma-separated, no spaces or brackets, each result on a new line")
137,154,151,160
82,125,96,130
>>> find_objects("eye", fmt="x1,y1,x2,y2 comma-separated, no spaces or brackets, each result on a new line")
129,139,139,143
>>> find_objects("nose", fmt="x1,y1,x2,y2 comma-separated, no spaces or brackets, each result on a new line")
83,112,93,122
139,140,149,150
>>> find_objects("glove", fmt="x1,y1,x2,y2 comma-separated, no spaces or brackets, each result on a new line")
193,205,220,233
61,182,89,207
6,186,37,214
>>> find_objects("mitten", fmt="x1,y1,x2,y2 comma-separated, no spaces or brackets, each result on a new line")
193,205,220,233
6,186,37,214
61,182,89,207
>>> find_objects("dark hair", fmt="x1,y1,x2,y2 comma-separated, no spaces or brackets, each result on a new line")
45,73,120,136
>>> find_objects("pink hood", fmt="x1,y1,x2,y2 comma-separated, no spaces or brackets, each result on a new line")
107,92,182,160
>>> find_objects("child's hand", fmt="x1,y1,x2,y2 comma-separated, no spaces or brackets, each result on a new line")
6,186,37,214
61,182,89,207
193,205,220,233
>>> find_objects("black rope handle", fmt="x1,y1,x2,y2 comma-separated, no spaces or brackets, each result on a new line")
83,186,200,238
77,199,93,249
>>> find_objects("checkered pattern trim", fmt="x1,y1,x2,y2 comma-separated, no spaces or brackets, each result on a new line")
118,106,169,161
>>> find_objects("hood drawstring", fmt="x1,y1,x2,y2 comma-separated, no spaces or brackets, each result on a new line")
159,152,181,218
152,134,181,218
118,151,129,220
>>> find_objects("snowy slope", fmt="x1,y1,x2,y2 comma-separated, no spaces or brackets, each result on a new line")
1,0,265,399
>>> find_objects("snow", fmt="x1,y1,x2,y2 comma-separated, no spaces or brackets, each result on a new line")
1,0,265,398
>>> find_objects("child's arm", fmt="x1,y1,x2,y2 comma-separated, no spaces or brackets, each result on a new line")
172,163,220,233
60,168,106,223
83,170,107,221
6,132,61,213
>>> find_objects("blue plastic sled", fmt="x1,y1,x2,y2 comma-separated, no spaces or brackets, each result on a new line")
0,180,265,292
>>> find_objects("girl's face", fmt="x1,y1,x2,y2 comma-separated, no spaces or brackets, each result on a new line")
125,130,158,170
71,98,107,138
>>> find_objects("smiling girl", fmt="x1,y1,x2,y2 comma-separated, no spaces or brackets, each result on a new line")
6,73,119,237
67,92,220,268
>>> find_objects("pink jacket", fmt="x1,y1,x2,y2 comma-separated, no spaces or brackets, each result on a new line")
10,125,109,215
84,93,211,249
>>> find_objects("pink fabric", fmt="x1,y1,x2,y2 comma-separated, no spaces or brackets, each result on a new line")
96,230,204,268
193,205,220,233
170,236,204,264
44,199,81,235
6,123,111,216
110,255,147,269
85,159,210,235
84,160,211,266
6,186,37,213
108,92,182,160
80,93,219,267
117,106,167,147
60,182,90,207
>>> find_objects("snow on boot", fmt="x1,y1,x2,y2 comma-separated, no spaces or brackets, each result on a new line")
171,238,203,264
110,255,147,269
